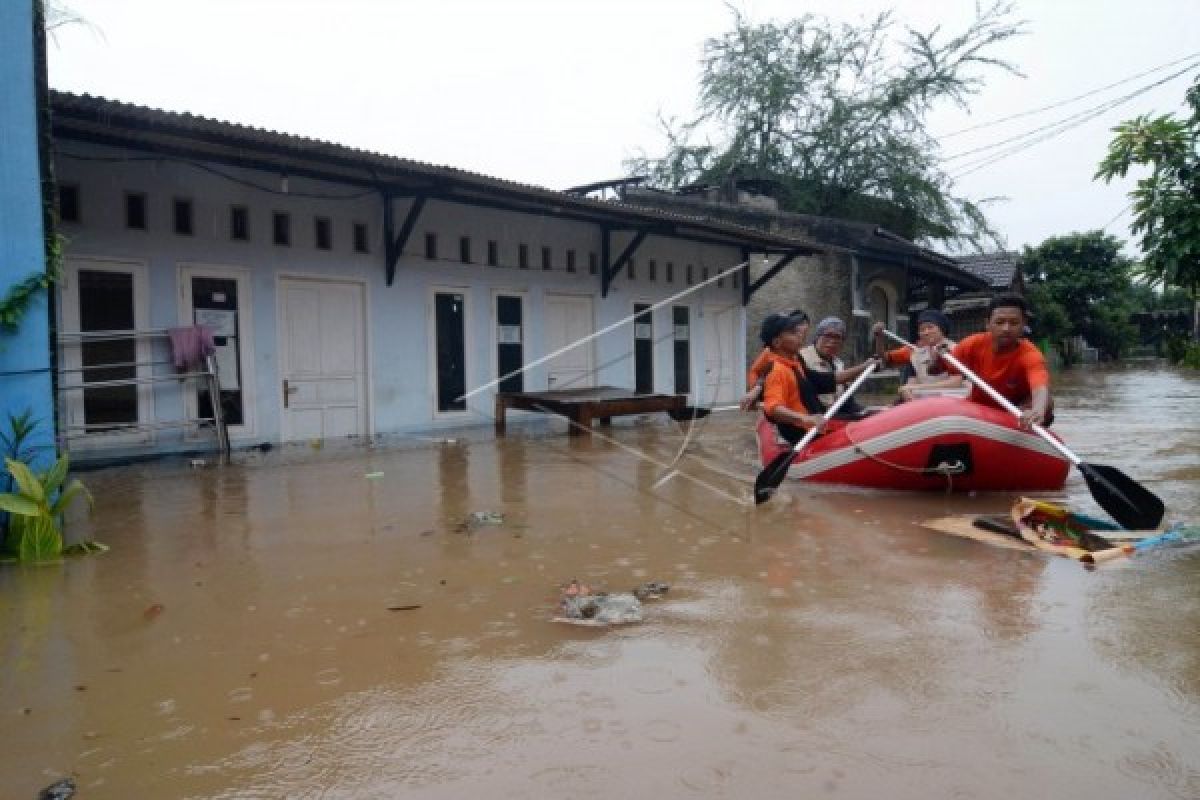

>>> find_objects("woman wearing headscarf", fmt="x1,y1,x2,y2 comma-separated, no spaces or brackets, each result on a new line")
872,308,964,402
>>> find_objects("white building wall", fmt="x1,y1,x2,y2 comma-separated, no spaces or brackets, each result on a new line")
53,140,745,458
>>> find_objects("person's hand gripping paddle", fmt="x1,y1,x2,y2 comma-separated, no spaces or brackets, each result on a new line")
882,329,1164,530
754,361,879,505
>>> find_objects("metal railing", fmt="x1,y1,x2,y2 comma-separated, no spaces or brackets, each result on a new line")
55,328,230,458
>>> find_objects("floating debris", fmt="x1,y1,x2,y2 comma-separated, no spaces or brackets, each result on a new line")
364,471,385,479
386,605,421,612
554,579,644,627
632,581,670,600
455,510,506,533
38,778,76,800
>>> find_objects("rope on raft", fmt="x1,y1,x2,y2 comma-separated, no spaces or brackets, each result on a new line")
841,423,968,492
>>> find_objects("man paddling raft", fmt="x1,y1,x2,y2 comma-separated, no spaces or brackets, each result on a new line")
741,310,878,417
754,312,835,443
942,294,1055,430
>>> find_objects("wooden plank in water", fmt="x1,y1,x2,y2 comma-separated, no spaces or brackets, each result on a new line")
921,515,1035,552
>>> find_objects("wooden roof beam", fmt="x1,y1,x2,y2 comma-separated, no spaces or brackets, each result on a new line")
384,194,426,286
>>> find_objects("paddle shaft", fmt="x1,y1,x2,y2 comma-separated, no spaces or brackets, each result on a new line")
787,361,879,456
881,329,1080,466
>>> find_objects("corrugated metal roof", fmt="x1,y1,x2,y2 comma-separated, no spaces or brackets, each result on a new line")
49,90,825,254
955,252,1020,289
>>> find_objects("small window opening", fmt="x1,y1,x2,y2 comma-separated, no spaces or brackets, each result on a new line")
173,198,193,235
273,212,290,246
58,184,80,223
125,192,146,230
230,205,249,241
315,216,332,250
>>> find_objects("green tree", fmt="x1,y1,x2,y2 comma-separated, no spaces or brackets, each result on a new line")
627,2,1026,249
1096,74,1200,338
1021,232,1138,363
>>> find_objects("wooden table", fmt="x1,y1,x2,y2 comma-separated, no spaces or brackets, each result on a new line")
494,387,687,436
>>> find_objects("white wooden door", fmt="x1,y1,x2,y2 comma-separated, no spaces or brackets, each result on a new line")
543,294,594,390
702,305,737,404
279,278,367,441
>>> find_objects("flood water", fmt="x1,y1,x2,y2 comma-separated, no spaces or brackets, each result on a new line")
3,362,1198,799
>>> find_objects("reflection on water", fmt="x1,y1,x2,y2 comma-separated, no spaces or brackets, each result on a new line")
1,363,1197,799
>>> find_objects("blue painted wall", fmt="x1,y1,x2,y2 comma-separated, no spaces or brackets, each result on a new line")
0,1,56,467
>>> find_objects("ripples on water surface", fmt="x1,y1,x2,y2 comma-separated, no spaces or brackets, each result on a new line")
1,362,1197,798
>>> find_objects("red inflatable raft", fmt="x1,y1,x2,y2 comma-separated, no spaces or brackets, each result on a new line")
757,396,1070,491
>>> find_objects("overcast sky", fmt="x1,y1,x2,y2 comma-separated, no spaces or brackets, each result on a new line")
47,0,1199,254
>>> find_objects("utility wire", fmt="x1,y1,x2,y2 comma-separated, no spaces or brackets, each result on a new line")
1099,202,1133,233
940,51,1200,139
944,62,1199,163
947,63,1199,179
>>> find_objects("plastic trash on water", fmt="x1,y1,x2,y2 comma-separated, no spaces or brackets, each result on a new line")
556,592,643,627
553,579,670,627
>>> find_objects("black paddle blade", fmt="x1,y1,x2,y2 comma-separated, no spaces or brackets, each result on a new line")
754,450,795,505
667,406,711,423
1079,462,1165,530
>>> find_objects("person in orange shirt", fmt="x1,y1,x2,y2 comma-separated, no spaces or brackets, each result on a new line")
756,313,835,443
740,309,810,410
741,310,876,413
944,294,1054,430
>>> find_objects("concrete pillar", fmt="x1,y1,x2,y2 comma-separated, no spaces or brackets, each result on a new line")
0,1,56,467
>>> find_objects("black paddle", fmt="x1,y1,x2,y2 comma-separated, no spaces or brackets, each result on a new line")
882,330,1165,530
754,361,879,505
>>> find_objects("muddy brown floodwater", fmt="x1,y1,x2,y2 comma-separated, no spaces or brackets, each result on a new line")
2,362,1198,799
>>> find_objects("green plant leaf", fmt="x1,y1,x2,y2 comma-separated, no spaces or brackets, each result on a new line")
41,455,69,498
0,493,39,516
51,479,93,516
18,515,62,563
5,458,44,504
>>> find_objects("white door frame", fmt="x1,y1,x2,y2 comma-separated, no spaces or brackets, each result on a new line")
630,297,657,393
177,262,256,439
490,288,528,396
543,292,595,390
427,285,474,419
671,302,694,401
58,256,153,449
276,273,370,441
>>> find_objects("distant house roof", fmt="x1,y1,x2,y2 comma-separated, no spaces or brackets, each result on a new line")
955,252,1021,290
48,91,823,258
619,188,988,291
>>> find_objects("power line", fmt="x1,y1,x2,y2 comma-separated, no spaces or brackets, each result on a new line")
944,61,1199,164
947,62,1198,179
1099,202,1133,233
940,51,1200,139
